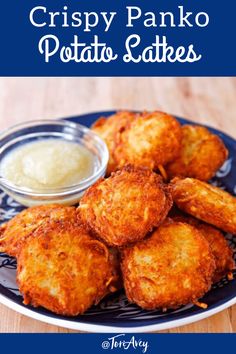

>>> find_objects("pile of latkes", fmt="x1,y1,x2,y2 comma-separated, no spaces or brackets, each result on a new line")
0,110,235,316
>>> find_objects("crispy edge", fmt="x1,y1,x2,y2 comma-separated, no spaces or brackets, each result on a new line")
0,222,8,253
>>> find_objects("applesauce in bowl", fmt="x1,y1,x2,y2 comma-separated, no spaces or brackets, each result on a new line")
0,120,108,206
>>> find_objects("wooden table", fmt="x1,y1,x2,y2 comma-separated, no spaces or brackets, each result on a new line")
0,77,235,333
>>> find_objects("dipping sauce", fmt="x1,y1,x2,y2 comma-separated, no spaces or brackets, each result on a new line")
0,139,95,190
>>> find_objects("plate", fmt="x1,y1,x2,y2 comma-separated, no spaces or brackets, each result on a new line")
0,111,236,333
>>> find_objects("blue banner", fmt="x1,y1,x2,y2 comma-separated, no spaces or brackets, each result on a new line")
0,333,235,353
0,0,235,76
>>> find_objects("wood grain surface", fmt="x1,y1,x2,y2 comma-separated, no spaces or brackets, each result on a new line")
0,77,235,333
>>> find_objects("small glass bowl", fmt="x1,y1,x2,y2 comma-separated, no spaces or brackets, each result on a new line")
0,120,108,207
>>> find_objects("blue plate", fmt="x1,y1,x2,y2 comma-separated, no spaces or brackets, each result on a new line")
0,111,236,333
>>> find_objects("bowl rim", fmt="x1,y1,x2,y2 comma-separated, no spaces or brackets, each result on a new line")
0,119,109,197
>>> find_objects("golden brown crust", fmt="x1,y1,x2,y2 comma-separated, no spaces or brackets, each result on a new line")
1,204,79,257
170,177,236,234
17,219,116,316
79,165,173,247
0,222,7,253
166,125,228,181
92,111,137,175
122,219,215,310
171,213,235,283
114,111,182,170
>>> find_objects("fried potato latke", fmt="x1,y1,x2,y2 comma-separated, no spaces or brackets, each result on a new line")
79,165,172,247
171,213,235,283
170,178,236,234
166,125,228,181
0,204,79,257
17,219,118,316
114,111,182,170
122,219,215,310
92,111,136,175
